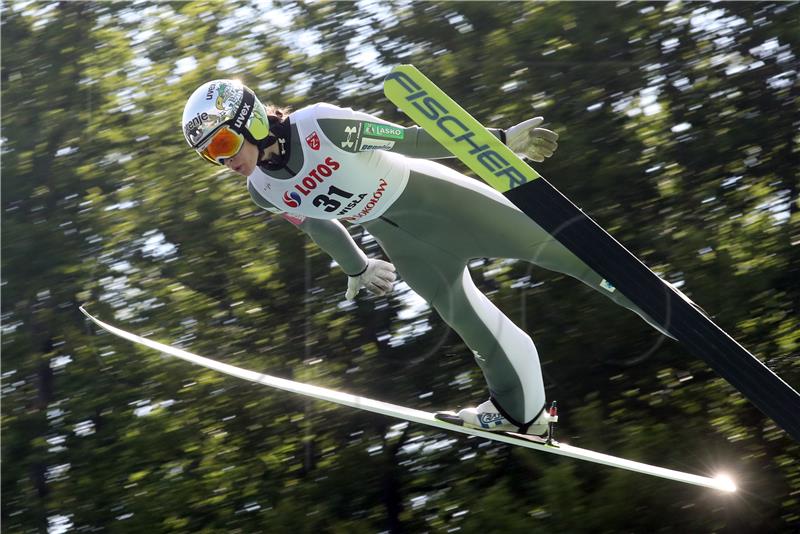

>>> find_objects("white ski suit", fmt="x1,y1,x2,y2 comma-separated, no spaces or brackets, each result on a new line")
248,103,661,427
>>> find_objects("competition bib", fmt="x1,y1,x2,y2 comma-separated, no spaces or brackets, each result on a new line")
247,104,409,223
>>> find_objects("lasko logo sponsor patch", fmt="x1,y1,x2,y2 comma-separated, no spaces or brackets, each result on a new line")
282,156,342,207
385,70,530,190
343,178,388,221
306,131,321,150
363,122,404,140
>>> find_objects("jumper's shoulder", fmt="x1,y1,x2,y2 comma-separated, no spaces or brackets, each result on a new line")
247,178,282,214
292,102,362,122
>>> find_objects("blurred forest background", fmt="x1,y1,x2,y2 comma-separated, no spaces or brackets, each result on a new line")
2,1,799,532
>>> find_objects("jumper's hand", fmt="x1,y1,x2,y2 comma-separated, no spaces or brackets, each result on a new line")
506,117,559,162
345,259,396,300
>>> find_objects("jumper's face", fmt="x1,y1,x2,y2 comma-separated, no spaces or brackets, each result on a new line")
224,138,259,177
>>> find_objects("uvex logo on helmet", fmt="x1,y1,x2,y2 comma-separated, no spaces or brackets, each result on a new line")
234,102,252,129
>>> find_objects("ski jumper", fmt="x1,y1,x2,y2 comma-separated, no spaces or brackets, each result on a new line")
248,103,664,427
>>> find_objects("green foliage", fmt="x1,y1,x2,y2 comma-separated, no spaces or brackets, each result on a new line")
2,1,798,532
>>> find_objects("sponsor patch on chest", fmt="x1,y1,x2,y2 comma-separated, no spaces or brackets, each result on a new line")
363,122,404,140
359,137,395,151
306,131,320,150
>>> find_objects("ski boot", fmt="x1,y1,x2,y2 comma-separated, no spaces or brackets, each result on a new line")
437,399,558,441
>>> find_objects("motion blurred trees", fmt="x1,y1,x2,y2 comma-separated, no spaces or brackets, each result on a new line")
2,1,798,532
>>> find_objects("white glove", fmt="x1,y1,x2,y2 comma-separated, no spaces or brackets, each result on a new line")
345,259,396,300
505,117,559,162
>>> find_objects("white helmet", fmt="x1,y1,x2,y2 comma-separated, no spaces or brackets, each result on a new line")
182,79,270,162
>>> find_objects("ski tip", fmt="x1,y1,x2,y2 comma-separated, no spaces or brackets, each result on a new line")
78,305,100,323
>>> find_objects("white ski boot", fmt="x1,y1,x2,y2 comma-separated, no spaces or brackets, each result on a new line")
452,399,553,437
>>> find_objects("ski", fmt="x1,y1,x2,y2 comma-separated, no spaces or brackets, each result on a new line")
383,64,800,443
80,306,734,492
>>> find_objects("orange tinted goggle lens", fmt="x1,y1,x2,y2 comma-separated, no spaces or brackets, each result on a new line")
200,127,244,164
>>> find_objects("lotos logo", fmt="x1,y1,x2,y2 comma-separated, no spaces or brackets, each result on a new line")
306,131,320,150
233,102,252,129
283,191,302,208
289,157,341,199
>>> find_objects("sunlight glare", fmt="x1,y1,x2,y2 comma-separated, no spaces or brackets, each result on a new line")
714,473,737,493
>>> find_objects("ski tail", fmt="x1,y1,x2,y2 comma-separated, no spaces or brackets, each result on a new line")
505,180,800,442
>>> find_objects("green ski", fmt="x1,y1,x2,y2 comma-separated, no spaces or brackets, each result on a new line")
384,64,800,442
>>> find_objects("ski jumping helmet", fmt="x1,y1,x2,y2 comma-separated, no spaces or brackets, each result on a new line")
182,79,270,165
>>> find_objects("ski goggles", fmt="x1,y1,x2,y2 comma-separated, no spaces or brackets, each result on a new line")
197,125,245,165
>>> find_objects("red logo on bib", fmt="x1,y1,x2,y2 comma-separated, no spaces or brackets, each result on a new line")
306,132,320,150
